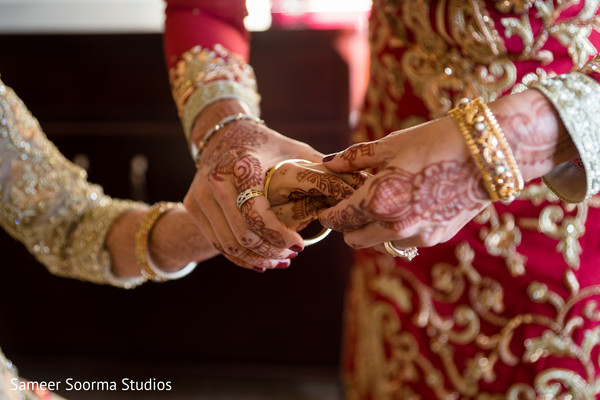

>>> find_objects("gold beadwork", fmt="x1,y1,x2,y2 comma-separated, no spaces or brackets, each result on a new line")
168,44,261,145
449,97,524,202
0,80,145,289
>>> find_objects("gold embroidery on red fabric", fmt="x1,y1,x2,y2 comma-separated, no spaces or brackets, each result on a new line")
347,1,600,397
347,242,600,398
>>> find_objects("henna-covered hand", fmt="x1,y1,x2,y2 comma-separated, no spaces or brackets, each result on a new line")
183,99,324,271
319,89,579,251
319,116,490,250
265,161,367,231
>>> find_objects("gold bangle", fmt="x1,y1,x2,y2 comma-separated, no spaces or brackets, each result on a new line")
448,97,524,202
263,159,312,199
264,159,332,246
135,202,198,283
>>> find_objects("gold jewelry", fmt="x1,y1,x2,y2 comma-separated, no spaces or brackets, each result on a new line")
193,113,265,165
264,159,312,198
264,159,332,246
135,202,198,283
236,189,265,210
449,97,524,202
169,44,261,144
383,241,419,261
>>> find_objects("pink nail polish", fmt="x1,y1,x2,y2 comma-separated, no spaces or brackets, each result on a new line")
290,245,303,252
276,261,290,269
288,252,298,259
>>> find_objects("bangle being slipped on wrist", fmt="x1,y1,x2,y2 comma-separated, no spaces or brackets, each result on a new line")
135,202,197,283
449,97,524,203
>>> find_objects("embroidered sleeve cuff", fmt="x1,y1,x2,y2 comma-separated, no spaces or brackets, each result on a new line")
532,72,600,203
169,44,261,153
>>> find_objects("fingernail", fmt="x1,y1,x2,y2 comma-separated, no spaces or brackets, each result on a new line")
322,153,337,162
290,245,303,252
288,252,298,259
253,267,266,273
276,261,290,269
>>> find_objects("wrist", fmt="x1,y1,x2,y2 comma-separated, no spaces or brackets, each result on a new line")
190,98,252,148
136,202,198,282
491,90,578,182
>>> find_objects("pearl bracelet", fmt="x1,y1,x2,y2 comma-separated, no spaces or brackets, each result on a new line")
135,202,198,283
192,113,265,166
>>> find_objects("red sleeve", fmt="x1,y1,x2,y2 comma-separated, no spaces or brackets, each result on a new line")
163,0,250,67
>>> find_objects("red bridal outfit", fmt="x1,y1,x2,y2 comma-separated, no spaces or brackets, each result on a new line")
164,0,600,398
345,1,600,398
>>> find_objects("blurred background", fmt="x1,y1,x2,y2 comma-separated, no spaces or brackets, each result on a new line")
0,0,370,399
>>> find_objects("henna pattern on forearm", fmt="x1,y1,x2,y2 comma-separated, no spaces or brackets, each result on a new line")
320,160,487,232
496,96,573,167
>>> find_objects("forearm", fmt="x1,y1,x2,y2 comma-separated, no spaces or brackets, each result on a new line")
490,89,578,182
106,207,219,279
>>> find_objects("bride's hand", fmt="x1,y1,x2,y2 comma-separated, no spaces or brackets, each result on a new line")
265,160,368,231
319,117,490,251
318,89,577,251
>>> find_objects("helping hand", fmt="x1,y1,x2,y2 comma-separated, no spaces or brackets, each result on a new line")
183,101,325,271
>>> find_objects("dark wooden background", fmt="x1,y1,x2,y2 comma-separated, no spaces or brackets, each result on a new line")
0,30,354,382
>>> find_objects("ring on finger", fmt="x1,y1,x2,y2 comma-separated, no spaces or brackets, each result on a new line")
383,241,419,261
236,189,265,210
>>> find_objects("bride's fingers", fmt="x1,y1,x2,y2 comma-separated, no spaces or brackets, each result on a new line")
303,163,372,189
266,161,357,206
270,197,331,230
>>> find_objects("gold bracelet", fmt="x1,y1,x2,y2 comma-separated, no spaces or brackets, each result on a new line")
449,97,523,202
135,202,198,283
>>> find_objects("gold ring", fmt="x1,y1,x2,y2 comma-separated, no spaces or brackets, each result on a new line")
383,241,418,261
264,159,331,246
236,189,265,210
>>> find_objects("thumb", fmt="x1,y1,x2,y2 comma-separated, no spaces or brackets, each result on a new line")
322,142,385,173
